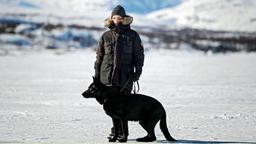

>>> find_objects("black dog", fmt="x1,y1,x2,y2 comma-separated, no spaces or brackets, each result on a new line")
82,77,176,142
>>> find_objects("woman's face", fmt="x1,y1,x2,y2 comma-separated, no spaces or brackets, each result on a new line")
112,15,123,26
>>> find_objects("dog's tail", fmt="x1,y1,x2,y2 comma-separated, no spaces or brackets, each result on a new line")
160,110,176,141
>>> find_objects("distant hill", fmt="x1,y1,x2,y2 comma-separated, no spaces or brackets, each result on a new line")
1,0,255,32
148,0,256,32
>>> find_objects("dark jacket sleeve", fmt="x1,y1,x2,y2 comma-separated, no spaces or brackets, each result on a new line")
133,32,144,78
94,35,105,78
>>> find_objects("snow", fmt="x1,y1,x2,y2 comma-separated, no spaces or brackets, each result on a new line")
0,34,31,46
48,28,96,48
148,0,256,32
0,0,182,15
1,0,255,32
0,49,256,143
0,0,111,28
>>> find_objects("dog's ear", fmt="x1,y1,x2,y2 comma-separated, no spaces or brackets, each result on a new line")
92,76,95,83
92,76,101,85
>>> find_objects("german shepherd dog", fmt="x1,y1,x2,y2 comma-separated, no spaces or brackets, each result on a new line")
82,77,176,142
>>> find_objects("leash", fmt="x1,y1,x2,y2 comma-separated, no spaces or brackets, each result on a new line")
133,81,140,94
120,75,133,93
120,75,140,94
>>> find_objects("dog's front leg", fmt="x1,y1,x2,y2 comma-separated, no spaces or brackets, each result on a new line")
109,118,119,142
118,119,128,142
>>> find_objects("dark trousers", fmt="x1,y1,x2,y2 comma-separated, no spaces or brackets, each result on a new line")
109,86,130,137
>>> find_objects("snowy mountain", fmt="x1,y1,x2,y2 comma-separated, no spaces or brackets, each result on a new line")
148,0,256,32
0,0,256,32
1,0,256,53
0,0,111,26
0,0,181,16
0,0,181,27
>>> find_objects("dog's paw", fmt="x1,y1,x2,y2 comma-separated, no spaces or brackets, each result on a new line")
118,137,127,143
108,136,117,142
136,136,156,142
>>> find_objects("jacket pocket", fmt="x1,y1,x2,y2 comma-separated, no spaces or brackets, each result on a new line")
100,62,113,85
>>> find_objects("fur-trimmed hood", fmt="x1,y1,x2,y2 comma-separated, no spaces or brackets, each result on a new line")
104,15,133,29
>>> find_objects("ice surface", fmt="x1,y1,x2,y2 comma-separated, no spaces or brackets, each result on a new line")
0,49,256,143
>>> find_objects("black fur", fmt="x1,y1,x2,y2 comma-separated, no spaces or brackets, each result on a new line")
82,77,176,142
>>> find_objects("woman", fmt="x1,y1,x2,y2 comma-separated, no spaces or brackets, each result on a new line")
94,5,145,140
94,5,144,93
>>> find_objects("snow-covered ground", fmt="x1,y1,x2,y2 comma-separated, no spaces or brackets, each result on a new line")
0,49,256,143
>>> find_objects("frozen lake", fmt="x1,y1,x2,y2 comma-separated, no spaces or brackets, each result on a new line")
0,49,256,143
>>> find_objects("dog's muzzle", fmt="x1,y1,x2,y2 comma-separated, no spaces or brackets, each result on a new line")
82,90,90,98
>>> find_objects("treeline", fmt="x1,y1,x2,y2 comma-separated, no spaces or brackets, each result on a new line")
137,27,256,53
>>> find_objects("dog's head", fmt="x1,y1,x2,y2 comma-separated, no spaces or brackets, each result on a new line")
82,77,106,104
82,77,101,98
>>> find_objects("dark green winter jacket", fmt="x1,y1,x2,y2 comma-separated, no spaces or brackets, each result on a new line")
94,16,144,91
